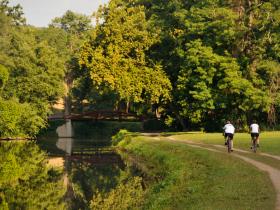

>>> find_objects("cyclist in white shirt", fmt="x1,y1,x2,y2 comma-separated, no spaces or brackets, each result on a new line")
250,120,260,148
223,121,235,149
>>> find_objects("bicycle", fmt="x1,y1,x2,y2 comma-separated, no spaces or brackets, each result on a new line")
226,135,233,153
251,136,258,153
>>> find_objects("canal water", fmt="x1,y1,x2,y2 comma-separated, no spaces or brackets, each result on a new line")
38,120,143,209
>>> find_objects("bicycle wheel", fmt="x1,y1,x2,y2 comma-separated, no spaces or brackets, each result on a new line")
227,137,232,153
253,138,257,153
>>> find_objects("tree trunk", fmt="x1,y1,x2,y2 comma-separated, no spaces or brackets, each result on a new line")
64,72,73,116
64,83,70,116
125,101,130,113
155,107,161,119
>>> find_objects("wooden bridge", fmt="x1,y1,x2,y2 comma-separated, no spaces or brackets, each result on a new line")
48,110,144,121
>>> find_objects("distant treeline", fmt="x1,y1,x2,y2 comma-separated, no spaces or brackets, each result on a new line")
1,0,280,136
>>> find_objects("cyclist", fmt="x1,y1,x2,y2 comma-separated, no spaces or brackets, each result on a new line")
250,120,260,148
223,121,235,151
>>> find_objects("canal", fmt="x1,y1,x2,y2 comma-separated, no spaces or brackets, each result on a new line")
38,120,143,209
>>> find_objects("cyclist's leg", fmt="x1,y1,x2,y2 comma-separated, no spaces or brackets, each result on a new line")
253,138,257,152
250,133,254,149
227,136,231,152
257,133,260,147
230,134,234,151
224,133,228,145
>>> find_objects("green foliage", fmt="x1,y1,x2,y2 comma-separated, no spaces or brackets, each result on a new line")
50,10,92,34
111,129,130,146
128,0,280,129
0,0,26,25
0,9,66,137
2,0,280,134
68,147,144,209
0,99,45,137
2,26,65,108
0,64,8,91
176,39,268,124
0,142,66,209
90,177,144,210
79,1,171,107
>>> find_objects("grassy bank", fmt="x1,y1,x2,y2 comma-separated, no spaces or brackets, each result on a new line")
168,132,280,155
117,135,275,210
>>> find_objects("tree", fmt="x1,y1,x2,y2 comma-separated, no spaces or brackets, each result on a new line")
49,10,92,115
50,10,92,34
0,99,46,137
2,26,65,119
0,8,65,137
0,0,26,25
131,0,280,129
79,0,171,113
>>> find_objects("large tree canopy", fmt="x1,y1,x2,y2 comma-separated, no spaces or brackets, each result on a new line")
125,0,280,129
1,0,280,134
79,0,171,111
0,1,65,137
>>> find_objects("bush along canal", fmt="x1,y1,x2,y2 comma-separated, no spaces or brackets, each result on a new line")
37,120,148,210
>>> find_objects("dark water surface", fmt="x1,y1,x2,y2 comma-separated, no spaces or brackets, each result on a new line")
38,120,142,155
38,120,143,209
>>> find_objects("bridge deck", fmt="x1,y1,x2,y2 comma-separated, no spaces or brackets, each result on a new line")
48,110,143,121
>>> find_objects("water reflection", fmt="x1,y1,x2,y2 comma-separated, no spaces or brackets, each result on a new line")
56,138,73,155
38,121,143,209
56,120,73,155
39,120,142,155
56,119,74,138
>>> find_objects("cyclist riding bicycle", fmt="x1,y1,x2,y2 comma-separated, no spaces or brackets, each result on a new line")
223,121,235,151
250,120,260,148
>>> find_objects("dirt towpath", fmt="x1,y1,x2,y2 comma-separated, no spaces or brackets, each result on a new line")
212,144,280,161
164,137,280,210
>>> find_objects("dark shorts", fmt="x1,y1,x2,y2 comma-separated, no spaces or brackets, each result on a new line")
251,133,259,138
225,133,234,140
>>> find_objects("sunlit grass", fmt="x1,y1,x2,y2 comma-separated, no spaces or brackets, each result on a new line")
120,137,275,210
169,132,280,155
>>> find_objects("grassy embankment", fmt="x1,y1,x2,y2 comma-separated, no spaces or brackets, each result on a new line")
116,134,275,210
169,132,280,155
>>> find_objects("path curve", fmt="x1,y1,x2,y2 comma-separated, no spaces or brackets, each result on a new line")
213,144,280,161
167,139,280,210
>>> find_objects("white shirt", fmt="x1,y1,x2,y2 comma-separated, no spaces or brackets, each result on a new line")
223,124,235,134
250,123,259,133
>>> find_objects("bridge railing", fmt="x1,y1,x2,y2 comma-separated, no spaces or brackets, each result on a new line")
48,110,145,121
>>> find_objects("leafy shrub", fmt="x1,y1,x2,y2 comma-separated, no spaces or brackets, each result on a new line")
111,129,131,146
90,177,144,210
0,99,46,137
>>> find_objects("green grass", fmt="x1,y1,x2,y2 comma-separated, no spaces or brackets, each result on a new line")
119,136,275,210
168,132,280,156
